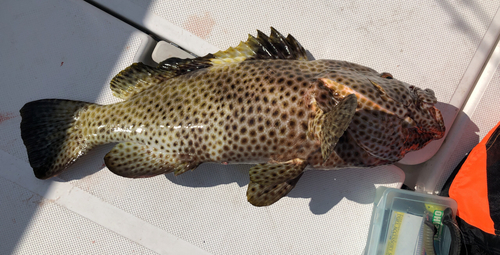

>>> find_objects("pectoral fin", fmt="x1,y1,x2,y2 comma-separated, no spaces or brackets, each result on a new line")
104,142,199,178
247,159,307,206
320,93,358,161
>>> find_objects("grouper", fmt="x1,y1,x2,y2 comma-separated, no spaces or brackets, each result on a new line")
20,28,445,206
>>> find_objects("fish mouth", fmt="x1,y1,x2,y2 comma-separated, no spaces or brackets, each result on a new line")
410,85,445,139
428,105,438,120
428,106,445,139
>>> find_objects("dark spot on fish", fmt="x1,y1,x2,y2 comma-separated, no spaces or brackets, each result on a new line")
299,133,307,140
281,113,288,121
279,127,286,135
274,120,280,127
248,118,255,126
249,130,257,137
259,134,266,142
297,109,306,118
300,122,308,131
265,119,272,127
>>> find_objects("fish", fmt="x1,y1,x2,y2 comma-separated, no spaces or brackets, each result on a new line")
20,28,445,206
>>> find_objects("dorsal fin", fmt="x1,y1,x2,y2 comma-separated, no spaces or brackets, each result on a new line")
110,63,176,100
157,27,308,69
110,27,308,100
209,27,308,63
157,57,213,75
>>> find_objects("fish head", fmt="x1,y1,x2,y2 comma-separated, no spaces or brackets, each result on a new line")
368,73,445,142
404,83,445,145
361,76,446,156
317,62,446,162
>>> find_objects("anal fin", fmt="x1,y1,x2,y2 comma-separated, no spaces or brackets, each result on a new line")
104,142,199,178
246,159,307,206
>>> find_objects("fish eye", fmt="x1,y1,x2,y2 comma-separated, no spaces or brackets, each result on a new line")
424,88,435,97
380,72,393,79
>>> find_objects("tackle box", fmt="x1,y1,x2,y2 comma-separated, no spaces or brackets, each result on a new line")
365,187,458,255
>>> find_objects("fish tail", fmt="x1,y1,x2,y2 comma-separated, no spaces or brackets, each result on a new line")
20,99,95,179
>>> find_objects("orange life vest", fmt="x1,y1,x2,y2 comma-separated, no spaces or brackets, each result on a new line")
449,121,500,235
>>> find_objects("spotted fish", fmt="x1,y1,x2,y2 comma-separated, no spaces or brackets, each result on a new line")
20,28,445,206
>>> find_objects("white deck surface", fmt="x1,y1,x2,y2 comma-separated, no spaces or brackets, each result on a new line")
1,0,499,254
